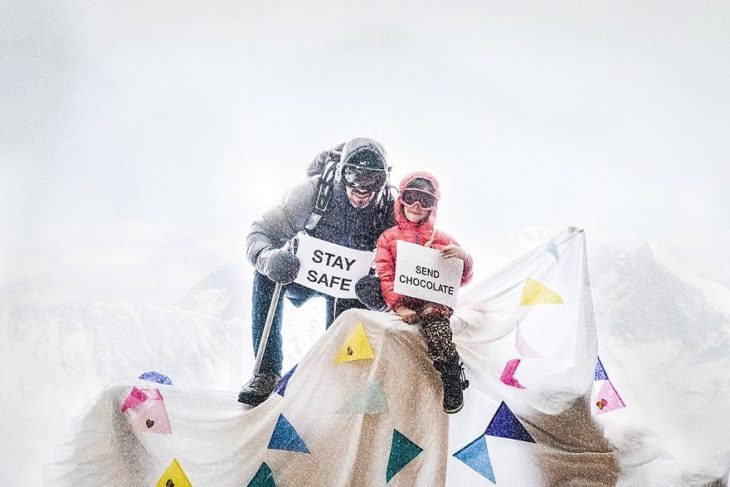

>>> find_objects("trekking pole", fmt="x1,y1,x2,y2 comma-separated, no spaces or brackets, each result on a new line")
252,239,294,376
253,281,282,375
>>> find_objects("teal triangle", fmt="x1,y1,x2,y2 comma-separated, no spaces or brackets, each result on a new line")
336,378,388,414
485,402,535,443
247,462,276,487
386,429,423,483
544,241,559,261
453,435,495,483
267,414,310,453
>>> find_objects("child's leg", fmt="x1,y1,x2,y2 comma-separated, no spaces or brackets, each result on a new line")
416,302,468,414
417,303,456,363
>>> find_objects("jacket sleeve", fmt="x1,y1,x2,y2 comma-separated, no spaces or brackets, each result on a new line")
246,178,317,270
374,231,405,310
438,231,474,286
460,252,474,286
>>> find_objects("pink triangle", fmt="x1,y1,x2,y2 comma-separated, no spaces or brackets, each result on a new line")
500,358,526,389
515,326,544,358
595,380,626,414
131,401,172,434
121,387,148,413
145,388,163,401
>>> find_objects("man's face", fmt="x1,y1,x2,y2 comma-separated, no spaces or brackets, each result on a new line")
345,185,377,209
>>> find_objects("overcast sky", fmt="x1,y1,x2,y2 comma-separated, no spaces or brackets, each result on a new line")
2,1,729,304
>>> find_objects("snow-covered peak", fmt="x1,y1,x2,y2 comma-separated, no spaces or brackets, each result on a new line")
589,241,730,461
590,242,730,345
180,262,249,320
646,241,730,316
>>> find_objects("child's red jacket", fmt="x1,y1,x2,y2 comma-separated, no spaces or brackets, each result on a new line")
375,171,474,311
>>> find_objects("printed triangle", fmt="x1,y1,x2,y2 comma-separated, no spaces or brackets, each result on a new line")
594,357,609,381
121,386,148,413
274,364,298,397
334,323,374,364
453,435,496,483
500,358,526,389
247,462,276,487
544,241,560,262
515,326,544,358
155,458,192,487
595,380,626,414
520,278,564,306
336,378,388,414
386,429,423,483
132,401,172,434
485,402,535,443
267,414,310,453
138,370,173,385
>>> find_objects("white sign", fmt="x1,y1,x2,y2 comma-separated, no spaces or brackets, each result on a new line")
393,241,464,307
294,233,375,299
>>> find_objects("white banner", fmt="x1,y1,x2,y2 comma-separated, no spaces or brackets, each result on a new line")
294,234,375,299
393,241,464,307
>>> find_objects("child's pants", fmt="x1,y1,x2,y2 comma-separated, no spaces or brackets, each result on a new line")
413,302,457,363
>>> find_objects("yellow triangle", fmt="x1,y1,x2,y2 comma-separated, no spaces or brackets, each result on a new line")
156,458,192,487
520,278,564,306
334,323,374,364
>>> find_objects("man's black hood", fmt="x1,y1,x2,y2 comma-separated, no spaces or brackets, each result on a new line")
341,137,387,170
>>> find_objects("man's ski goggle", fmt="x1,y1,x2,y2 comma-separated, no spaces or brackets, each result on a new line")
401,188,438,209
342,164,387,193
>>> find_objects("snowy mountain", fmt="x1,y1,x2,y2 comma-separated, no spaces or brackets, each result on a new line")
589,242,730,465
0,271,245,485
0,262,330,485
2,238,729,485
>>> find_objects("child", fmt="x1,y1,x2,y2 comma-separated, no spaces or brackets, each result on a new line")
375,172,473,413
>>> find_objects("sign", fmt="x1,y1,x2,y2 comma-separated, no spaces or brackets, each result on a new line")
294,234,375,299
393,241,464,307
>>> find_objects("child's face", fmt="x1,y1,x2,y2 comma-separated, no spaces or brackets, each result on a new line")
403,203,430,223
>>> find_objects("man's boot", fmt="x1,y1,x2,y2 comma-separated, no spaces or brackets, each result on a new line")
238,372,281,407
436,353,469,414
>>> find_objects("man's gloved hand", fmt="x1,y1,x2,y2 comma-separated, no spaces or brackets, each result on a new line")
355,274,388,312
257,247,301,284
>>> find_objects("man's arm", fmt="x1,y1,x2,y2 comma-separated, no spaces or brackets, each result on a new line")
245,178,318,270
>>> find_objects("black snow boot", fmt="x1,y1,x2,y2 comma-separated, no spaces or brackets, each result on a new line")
436,354,469,414
238,372,281,407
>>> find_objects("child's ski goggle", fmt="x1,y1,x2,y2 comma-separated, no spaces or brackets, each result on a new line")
401,188,438,209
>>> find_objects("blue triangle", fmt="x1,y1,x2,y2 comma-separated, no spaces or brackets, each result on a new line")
485,402,535,443
274,364,298,397
453,435,495,483
267,414,310,453
138,371,172,385
594,357,609,381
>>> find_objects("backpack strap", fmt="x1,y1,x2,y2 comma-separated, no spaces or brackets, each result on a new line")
305,144,344,232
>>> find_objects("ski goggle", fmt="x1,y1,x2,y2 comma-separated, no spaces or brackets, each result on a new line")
401,188,438,209
342,164,387,193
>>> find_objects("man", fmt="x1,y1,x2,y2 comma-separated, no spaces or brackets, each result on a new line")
238,137,395,406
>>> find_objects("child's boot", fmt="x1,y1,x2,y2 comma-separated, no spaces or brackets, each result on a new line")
436,353,469,414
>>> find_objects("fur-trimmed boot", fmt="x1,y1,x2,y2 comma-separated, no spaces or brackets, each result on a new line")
435,353,469,414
